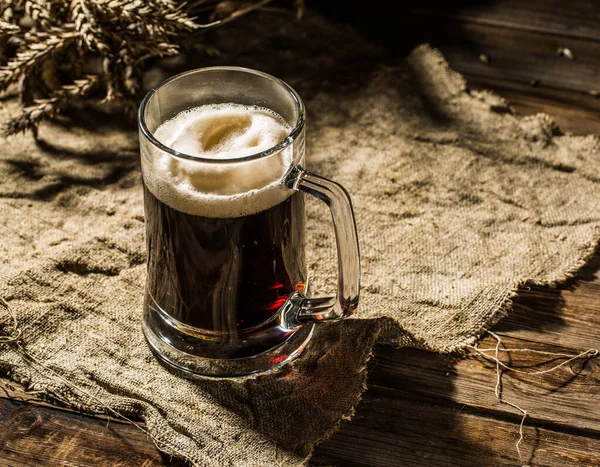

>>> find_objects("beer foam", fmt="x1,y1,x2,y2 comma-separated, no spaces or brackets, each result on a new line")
142,103,296,218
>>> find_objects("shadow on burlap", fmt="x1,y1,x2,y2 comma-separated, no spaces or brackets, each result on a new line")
1,10,600,467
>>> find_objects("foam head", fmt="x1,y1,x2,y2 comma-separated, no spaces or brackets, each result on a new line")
141,104,295,218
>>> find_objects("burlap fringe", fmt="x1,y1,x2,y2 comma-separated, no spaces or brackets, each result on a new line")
470,330,599,462
0,296,193,466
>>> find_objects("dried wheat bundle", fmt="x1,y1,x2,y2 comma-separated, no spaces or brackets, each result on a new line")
0,0,294,135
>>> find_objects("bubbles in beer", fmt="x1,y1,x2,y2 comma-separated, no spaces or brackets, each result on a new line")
142,103,295,218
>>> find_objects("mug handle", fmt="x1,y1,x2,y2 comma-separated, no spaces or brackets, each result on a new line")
280,165,360,328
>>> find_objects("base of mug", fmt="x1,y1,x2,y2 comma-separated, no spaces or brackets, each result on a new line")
142,312,314,378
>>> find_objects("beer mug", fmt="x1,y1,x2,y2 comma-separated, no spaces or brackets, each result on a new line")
138,67,360,376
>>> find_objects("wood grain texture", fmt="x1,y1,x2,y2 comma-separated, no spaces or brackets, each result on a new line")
464,75,600,135
412,18,600,95
312,392,600,467
2,377,599,467
321,1,600,120
398,1,600,133
407,0,600,42
0,398,173,467
494,253,600,349
369,338,600,434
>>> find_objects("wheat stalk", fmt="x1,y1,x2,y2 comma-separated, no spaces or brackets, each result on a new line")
0,29,78,89
105,0,199,33
4,74,98,134
25,0,52,28
0,0,295,135
0,18,20,34
71,0,110,54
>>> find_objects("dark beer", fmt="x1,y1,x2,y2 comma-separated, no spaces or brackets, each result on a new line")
142,103,306,359
144,184,305,341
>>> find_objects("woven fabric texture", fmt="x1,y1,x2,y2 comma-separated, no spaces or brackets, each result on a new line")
1,11,599,466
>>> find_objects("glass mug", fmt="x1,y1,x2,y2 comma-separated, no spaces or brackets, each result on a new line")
138,67,360,376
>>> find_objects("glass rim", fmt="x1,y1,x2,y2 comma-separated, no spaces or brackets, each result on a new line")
138,66,306,164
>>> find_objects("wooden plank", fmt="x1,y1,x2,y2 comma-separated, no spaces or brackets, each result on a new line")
366,253,600,433
311,392,600,467
428,20,600,95
320,2,600,94
317,5,600,133
369,333,600,435
495,286,600,350
0,398,175,467
406,0,600,42
465,74,600,135
495,252,600,349
2,381,598,467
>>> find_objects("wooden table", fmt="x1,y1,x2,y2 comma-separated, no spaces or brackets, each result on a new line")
2,1,599,465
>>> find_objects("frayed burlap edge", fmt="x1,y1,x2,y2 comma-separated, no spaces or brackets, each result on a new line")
0,317,382,467
1,42,600,466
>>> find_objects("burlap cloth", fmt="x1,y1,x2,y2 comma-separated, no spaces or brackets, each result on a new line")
1,11,600,467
